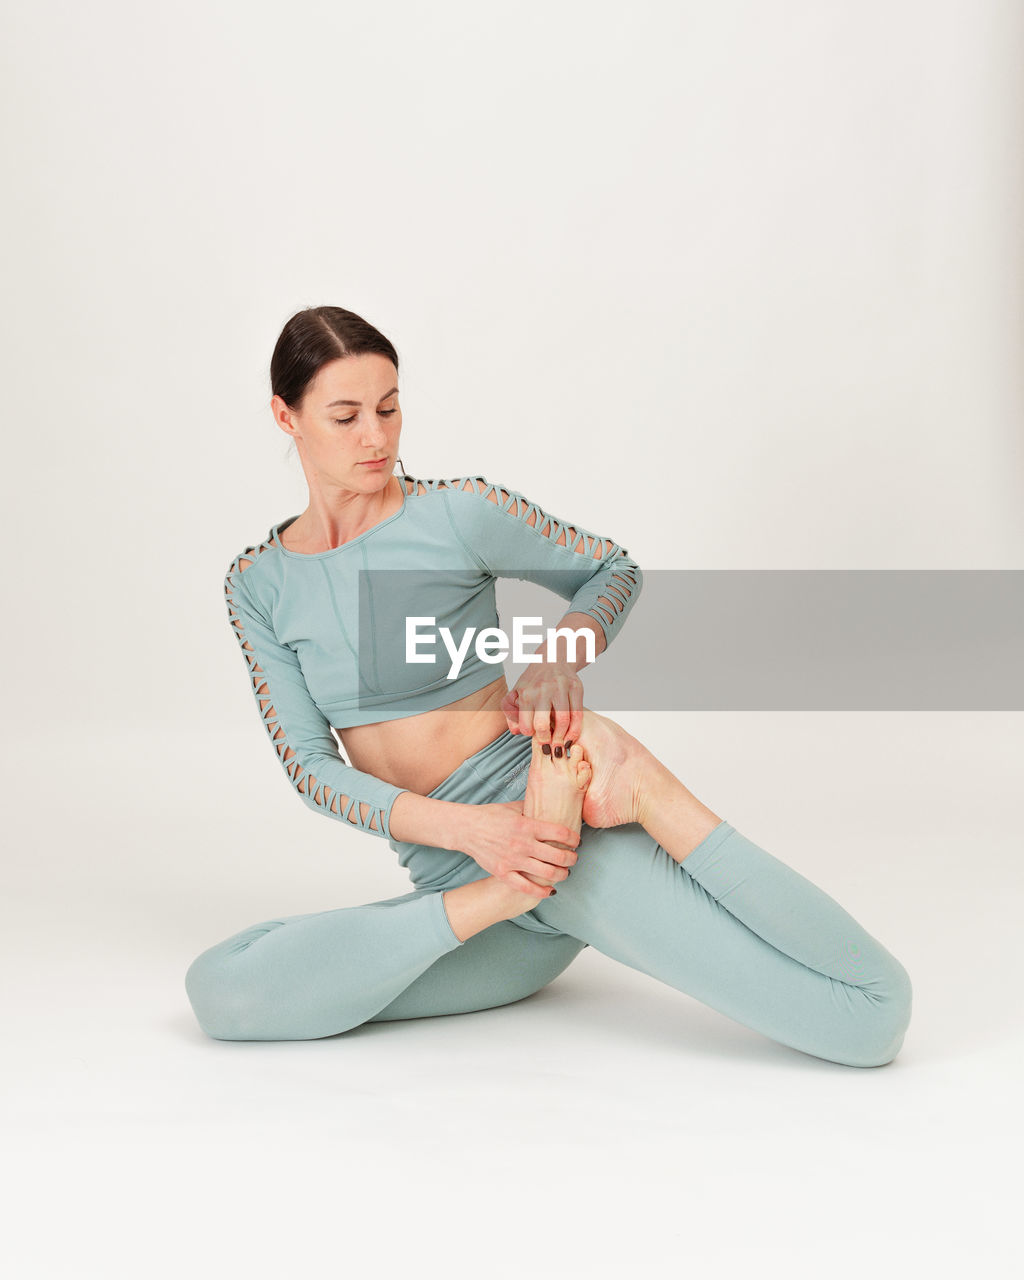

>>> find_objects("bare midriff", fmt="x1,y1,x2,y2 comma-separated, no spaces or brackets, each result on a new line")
335,674,513,797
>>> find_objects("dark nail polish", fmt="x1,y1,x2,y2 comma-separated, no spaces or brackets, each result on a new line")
565,740,574,751
554,746,563,758
542,743,551,755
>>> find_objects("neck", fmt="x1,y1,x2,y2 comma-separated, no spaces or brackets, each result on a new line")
291,474,401,552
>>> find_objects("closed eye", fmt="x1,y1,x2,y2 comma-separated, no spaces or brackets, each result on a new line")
334,409,399,425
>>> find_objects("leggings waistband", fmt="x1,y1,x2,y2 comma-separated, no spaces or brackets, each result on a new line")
426,728,533,802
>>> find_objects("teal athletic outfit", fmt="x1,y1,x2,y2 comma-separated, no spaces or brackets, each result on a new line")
185,475,913,1067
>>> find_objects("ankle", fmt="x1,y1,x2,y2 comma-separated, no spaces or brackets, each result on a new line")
443,877,518,942
635,758,676,830
636,761,723,863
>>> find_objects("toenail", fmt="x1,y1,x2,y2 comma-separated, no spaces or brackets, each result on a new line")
554,746,563,758
565,740,574,751
542,744,551,755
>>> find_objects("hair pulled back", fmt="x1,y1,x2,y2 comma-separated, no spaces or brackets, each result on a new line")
271,306,399,410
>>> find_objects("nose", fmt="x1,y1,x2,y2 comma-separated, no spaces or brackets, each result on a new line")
361,420,388,447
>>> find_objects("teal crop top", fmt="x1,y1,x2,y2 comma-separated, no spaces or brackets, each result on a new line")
224,474,643,842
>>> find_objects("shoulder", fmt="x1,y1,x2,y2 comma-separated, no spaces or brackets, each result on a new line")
403,473,516,509
224,529,280,602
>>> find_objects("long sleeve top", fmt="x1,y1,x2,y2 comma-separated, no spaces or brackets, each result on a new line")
223,474,643,842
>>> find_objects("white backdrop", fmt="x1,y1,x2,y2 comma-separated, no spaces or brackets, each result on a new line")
3,2,1022,1277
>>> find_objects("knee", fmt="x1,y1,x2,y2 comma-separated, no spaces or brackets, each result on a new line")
847,956,914,1069
184,948,236,1041
184,944,267,1042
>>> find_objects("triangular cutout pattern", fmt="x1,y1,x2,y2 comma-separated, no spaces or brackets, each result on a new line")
224,545,390,834
413,474,641,626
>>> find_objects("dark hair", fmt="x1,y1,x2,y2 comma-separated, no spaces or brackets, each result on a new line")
270,306,406,471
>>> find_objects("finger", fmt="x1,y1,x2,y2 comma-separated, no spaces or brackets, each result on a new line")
534,831,579,858
510,872,556,899
501,689,521,734
528,859,571,883
532,703,554,746
565,686,584,752
550,699,572,752
516,690,537,737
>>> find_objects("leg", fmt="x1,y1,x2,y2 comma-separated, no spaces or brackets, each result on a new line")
184,886,584,1042
369,920,585,1022
516,710,914,1068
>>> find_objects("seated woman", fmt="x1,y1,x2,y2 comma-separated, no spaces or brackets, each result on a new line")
184,305,913,1069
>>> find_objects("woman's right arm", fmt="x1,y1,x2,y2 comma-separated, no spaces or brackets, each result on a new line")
224,552,410,841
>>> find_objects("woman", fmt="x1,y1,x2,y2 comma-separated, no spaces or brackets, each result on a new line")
185,306,913,1068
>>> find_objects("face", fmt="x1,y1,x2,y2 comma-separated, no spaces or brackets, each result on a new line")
272,353,403,492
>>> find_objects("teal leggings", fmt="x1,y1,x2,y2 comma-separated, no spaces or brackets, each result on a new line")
185,730,913,1067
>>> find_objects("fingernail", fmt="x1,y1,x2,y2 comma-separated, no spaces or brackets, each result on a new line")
554,746,563,758
542,744,551,755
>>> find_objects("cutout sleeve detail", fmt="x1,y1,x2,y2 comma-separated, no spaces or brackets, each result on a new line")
224,546,409,840
438,475,643,649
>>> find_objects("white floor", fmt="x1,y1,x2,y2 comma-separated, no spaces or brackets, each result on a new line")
5,712,1021,1279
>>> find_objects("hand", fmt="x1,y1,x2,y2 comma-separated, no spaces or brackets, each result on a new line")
456,799,580,900
489,873,561,924
500,659,584,751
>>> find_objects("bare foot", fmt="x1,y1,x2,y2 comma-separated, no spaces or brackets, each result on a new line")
522,735,593,851
570,707,660,830
519,708,722,879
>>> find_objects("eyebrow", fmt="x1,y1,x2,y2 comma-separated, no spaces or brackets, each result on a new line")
325,386,399,408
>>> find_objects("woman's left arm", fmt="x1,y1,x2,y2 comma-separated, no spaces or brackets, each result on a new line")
442,475,643,748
